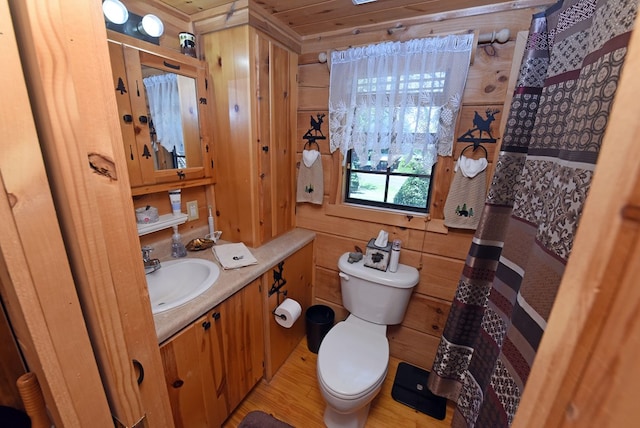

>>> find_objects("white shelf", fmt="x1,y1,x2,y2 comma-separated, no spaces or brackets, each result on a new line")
137,213,188,236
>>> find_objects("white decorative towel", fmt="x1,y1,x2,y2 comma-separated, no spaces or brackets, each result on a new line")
212,243,258,270
457,155,488,178
302,149,320,168
296,149,323,205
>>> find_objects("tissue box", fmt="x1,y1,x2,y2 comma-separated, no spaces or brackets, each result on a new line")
364,238,392,271
135,206,159,224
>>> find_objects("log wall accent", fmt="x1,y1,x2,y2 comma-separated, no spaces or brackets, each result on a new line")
296,8,538,369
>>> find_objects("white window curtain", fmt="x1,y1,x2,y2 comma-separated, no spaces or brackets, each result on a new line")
143,73,184,155
328,34,474,170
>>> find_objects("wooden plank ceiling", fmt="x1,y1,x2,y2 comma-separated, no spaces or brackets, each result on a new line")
154,0,547,38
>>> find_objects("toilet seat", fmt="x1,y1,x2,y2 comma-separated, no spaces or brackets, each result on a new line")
318,320,389,400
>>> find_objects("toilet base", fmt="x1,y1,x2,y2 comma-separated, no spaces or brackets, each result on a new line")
323,403,371,428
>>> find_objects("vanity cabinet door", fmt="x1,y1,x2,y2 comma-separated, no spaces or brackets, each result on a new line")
160,315,210,428
160,280,264,427
108,40,152,187
197,307,229,428
161,307,230,428
221,278,265,412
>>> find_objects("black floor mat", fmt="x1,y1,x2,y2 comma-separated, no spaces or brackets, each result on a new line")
391,362,448,420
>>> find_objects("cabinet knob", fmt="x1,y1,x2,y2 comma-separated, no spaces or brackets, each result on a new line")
262,146,269,152
172,379,184,388
212,312,220,321
202,320,211,330
139,115,148,124
123,114,133,123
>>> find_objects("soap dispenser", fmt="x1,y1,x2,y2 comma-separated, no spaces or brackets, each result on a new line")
171,225,187,258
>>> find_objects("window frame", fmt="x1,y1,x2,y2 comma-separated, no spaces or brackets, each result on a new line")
344,149,436,214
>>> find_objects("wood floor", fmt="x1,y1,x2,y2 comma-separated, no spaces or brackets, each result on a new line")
223,337,454,427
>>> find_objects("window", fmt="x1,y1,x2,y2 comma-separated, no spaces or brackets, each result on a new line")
328,35,474,214
344,71,443,212
345,149,435,213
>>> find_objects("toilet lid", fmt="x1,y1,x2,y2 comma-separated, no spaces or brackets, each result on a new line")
318,321,389,398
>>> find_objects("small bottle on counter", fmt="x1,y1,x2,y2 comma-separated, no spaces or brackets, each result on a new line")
171,226,187,258
389,239,401,273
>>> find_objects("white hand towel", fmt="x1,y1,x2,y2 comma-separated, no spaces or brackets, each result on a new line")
212,243,258,270
302,149,320,167
456,155,488,178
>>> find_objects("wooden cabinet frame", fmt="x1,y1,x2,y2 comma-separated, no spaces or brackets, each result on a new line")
204,26,297,247
107,31,215,195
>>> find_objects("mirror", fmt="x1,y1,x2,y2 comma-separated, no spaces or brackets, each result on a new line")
141,64,203,171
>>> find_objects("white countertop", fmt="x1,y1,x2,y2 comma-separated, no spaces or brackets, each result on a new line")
151,228,316,343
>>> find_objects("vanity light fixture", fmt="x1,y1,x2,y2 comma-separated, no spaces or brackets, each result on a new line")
139,14,164,38
102,0,165,45
352,0,377,4
102,0,128,25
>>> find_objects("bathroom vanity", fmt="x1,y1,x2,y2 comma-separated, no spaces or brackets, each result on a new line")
152,228,314,427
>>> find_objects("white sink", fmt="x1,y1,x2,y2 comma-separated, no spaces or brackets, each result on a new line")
146,258,220,314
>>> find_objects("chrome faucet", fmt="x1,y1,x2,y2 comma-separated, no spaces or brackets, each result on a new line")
141,246,161,274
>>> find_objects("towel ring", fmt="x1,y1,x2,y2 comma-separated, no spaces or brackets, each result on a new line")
461,144,488,159
304,140,320,151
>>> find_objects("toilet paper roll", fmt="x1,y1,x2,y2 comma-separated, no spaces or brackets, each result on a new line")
274,298,302,328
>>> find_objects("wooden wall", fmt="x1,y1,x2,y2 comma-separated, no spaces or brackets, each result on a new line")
295,8,538,369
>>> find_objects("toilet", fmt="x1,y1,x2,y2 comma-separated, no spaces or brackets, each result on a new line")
317,252,419,428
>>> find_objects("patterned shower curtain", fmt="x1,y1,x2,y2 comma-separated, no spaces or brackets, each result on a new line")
427,0,638,426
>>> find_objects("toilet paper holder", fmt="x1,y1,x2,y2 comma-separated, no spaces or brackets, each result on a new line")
269,261,288,320
272,289,289,320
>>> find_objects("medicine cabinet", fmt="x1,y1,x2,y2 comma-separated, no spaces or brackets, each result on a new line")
107,31,214,195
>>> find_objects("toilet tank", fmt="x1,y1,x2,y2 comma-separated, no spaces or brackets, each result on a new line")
338,252,419,325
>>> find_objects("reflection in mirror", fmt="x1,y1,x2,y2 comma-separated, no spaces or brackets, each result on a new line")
142,66,202,170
